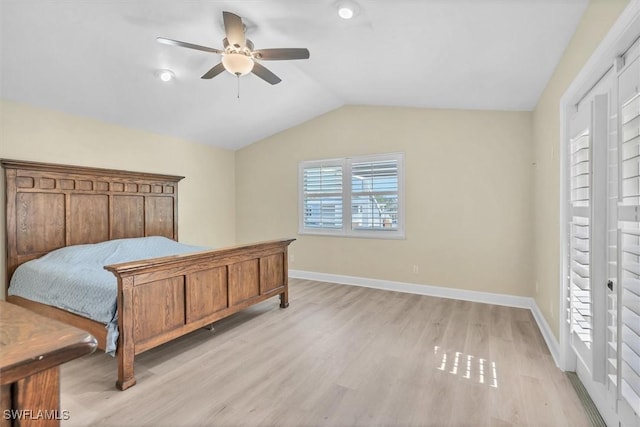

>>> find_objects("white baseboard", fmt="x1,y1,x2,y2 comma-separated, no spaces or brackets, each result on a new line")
529,299,561,367
289,269,560,367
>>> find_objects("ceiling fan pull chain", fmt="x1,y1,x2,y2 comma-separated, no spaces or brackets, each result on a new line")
237,75,240,99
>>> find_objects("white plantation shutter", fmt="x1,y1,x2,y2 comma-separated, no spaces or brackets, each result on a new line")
569,216,591,345
567,95,608,383
568,109,595,364
620,270,640,411
617,58,640,412
606,73,620,399
300,161,344,231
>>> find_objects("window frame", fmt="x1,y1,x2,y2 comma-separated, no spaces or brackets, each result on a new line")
298,152,405,239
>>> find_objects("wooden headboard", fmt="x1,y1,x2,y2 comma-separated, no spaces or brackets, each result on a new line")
2,159,184,290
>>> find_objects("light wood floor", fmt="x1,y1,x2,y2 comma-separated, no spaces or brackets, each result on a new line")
61,279,590,426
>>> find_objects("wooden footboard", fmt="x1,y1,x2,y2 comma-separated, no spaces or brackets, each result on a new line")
104,238,294,390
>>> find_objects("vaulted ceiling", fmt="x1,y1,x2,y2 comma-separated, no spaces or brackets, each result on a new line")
0,0,588,150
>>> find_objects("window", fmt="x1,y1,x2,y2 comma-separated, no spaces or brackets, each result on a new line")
299,153,404,238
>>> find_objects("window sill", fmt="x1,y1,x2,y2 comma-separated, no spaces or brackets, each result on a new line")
298,229,406,240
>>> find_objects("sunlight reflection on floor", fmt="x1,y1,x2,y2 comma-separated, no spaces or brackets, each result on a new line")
434,346,498,388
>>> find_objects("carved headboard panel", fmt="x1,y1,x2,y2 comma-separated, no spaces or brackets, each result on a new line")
2,159,184,289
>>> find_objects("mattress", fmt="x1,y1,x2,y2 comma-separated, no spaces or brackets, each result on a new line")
8,236,205,354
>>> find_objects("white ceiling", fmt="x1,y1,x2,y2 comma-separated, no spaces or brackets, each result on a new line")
0,0,588,150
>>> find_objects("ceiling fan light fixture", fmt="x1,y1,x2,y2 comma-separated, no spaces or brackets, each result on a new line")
222,53,254,76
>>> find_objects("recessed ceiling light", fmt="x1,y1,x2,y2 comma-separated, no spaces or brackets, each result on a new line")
338,5,354,19
156,69,175,82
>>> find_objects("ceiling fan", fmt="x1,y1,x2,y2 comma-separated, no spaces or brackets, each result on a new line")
157,11,310,85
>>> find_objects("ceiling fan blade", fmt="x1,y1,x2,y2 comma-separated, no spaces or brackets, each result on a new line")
201,63,226,79
253,48,310,61
252,62,281,85
223,11,246,49
157,37,222,54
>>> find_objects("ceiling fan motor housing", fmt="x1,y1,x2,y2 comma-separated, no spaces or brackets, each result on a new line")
223,37,254,54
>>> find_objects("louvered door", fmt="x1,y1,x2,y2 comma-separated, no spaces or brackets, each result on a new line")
562,19,640,427
617,56,640,419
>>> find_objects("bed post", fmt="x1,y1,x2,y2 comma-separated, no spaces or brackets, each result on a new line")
280,246,290,309
116,276,136,390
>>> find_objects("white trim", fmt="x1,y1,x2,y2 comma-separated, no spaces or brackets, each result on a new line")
289,269,560,367
559,78,574,373
561,0,640,109
530,298,561,367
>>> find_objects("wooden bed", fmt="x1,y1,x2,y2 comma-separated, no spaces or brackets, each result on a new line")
2,159,294,390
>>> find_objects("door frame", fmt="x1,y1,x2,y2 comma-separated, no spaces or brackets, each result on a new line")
559,1,640,425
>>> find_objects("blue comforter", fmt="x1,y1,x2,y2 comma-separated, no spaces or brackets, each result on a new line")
8,236,205,354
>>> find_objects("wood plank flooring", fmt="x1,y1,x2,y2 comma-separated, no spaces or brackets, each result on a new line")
60,279,590,426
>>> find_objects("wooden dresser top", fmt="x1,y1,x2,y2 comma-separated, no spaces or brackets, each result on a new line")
0,301,97,384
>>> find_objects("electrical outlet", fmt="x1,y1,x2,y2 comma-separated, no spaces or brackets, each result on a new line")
412,265,419,274
289,254,295,263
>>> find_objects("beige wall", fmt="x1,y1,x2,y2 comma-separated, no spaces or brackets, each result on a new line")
532,0,630,340
0,100,237,290
236,105,533,296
